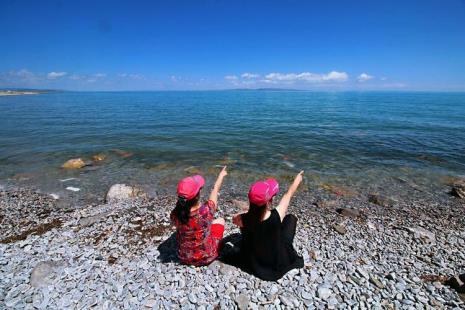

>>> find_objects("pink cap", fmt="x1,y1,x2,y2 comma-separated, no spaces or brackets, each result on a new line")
177,175,205,200
248,178,279,206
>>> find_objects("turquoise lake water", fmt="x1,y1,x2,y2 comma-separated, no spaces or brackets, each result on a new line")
1,91,464,201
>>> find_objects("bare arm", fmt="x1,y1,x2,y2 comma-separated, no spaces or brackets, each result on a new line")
209,166,228,206
276,171,304,220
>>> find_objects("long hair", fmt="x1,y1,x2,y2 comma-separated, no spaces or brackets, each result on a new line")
173,192,200,225
241,202,269,229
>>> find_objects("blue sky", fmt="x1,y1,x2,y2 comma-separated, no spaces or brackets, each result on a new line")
1,0,465,91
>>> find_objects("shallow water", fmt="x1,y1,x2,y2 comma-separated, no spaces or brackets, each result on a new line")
1,91,464,202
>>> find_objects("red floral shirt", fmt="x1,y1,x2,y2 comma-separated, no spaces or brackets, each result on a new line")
170,200,219,266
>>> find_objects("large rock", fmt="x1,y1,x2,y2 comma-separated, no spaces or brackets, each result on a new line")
30,261,64,288
105,184,147,202
61,158,86,169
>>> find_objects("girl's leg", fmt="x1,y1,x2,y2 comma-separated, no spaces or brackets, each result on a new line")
211,217,225,252
281,214,297,245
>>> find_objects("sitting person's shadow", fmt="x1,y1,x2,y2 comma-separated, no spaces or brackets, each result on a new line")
157,232,179,263
157,231,248,273
218,233,254,276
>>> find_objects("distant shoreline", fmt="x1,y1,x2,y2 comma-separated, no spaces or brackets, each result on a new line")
0,90,44,96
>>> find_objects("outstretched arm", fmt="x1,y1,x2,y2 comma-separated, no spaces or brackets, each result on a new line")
209,166,228,206
276,171,304,220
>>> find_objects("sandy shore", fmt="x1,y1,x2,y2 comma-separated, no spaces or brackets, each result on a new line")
0,186,464,309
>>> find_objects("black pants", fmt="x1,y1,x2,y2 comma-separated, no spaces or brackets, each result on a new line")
281,214,297,246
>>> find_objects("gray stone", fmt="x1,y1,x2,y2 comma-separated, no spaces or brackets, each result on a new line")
317,285,332,300
279,295,293,307
333,224,347,235
301,291,313,300
188,293,197,304
235,294,250,310
144,299,156,308
369,275,385,289
356,267,369,279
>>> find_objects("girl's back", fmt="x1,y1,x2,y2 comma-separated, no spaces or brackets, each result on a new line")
240,209,303,281
171,200,219,266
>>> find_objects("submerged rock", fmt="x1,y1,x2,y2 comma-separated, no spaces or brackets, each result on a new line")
321,183,356,197
105,184,147,202
368,193,394,207
62,158,86,169
11,172,34,181
112,149,134,158
184,166,203,174
92,153,107,161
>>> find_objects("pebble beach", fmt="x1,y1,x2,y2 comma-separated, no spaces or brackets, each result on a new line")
1,183,464,309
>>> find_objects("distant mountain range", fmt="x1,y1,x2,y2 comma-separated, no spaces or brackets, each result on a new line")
228,88,304,91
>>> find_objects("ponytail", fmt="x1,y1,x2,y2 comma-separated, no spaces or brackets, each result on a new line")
241,203,268,229
173,193,200,224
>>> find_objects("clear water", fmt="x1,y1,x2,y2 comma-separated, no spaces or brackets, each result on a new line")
1,91,464,202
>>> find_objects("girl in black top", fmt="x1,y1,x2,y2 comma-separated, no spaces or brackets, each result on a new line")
232,171,305,281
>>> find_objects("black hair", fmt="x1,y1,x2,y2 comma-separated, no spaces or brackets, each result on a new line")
173,192,200,225
241,202,269,229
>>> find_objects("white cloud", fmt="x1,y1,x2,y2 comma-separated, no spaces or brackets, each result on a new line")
264,71,348,83
94,73,107,78
47,71,67,79
324,71,349,81
357,73,374,82
241,73,260,79
224,75,238,80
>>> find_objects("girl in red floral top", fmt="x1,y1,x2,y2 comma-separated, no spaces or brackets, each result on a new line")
170,166,227,266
